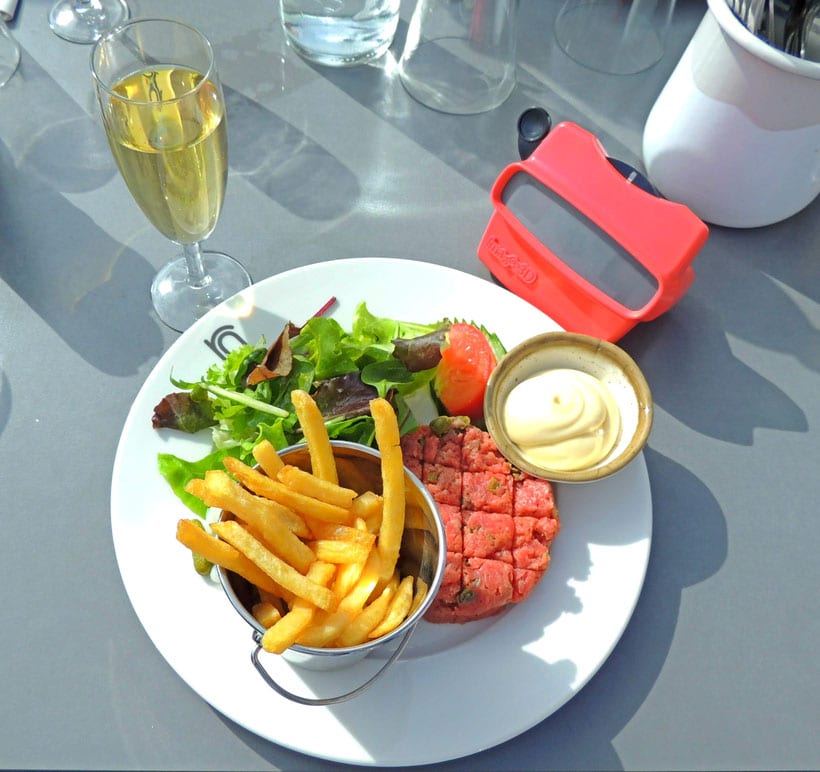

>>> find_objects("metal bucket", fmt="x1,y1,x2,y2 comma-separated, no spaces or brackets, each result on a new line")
218,440,446,705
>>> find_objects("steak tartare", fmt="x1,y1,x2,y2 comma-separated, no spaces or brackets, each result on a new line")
401,421,560,623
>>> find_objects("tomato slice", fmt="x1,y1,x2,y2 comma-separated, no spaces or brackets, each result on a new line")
434,323,497,422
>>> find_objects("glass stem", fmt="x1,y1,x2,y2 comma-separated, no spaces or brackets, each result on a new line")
182,241,211,289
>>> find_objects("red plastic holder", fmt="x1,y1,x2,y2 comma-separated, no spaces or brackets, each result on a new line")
478,121,709,341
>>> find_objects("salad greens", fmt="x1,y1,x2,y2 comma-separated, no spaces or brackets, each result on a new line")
154,301,504,517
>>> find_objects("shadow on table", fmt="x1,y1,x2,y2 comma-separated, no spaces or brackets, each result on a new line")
0,136,163,377
225,85,359,222
434,446,727,771
696,203,820,373
313,42,522,194
622,198,820,445
0,53,164,376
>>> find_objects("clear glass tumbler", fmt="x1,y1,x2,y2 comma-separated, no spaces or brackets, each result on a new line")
280,0,400,66
554,0,674,75
399,0,518,114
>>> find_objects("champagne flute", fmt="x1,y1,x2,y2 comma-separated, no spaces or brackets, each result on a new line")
91,18,251,331
50,0,129,44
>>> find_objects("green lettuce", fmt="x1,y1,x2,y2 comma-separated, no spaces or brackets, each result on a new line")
156,302,444,515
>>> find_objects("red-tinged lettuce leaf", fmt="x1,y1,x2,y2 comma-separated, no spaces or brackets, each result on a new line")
245,326,293,386
312,372,378,420
391,325,449,372
152,392,216,433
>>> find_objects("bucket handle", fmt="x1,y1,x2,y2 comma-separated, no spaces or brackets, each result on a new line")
250,625,416,706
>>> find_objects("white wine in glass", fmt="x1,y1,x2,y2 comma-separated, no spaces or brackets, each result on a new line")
91,18,251,331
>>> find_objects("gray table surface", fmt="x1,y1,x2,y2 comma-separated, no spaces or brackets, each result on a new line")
2,0,819,769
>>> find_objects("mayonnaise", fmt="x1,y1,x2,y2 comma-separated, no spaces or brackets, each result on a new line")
503,368,620,471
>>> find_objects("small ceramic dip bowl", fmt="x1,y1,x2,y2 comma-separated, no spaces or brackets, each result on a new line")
484,332,653,483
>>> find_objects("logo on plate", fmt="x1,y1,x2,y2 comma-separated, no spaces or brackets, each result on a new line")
204,325,248,360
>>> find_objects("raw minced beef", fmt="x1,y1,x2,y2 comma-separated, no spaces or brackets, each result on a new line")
401,423,560,623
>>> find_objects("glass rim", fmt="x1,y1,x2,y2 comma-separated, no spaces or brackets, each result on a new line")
90,17,217,104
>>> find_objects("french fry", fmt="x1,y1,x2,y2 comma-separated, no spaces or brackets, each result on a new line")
261,561,336,654
252,439,285,478
408,576,429,618
369,569,400,606
332,559,367,600
335,585,395,648
370,397,405,582
307,520,377,546
368,574,414,639
296,610,351,648
277,464,357,508
330,517,370,598
258,587,290,613
350,490,383,532
252,602,282,629
309,538,373,565
185,477,207,501
175,518,284,597
186,468,311,539
291,389,338,484
175,505,214,575
211,520,336,611
224,456,352,524
404,502,428,531
184,391,429,655
191,470,315,573
338,548,382,616
261,600,331,656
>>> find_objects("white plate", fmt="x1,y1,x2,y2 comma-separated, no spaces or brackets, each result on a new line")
111,257,652,767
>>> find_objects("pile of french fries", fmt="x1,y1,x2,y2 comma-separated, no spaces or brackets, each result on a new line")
176,391,429,654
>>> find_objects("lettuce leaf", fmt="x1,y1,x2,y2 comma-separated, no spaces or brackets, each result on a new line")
157,447,242,517
154,301,497,516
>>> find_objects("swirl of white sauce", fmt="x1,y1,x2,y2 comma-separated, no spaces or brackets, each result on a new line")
503,368,621,471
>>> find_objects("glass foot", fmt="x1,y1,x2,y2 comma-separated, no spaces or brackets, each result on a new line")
150,250,252,332
49,0,130,44
554,0,665,76
0,21,20,88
